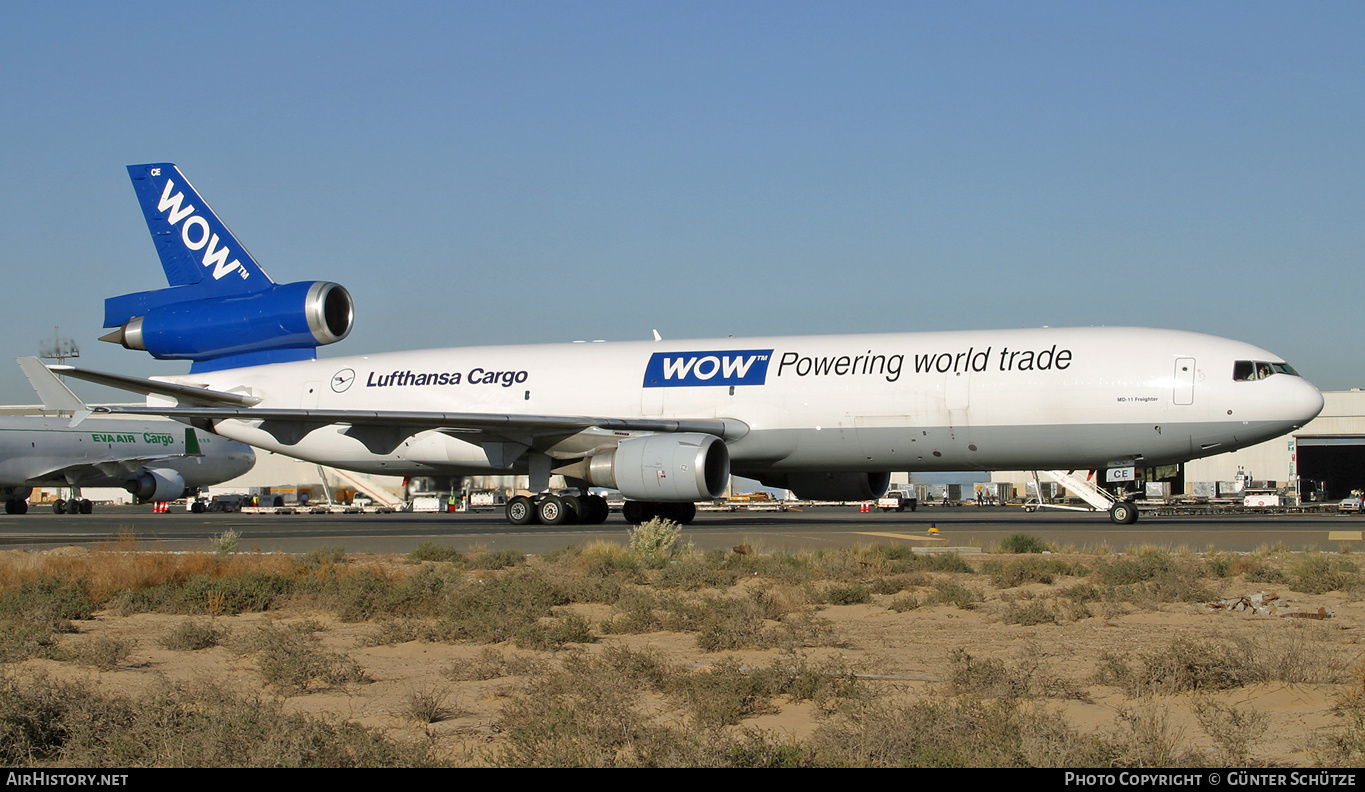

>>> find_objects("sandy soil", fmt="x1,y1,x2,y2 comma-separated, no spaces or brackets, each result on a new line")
8,548,1364,767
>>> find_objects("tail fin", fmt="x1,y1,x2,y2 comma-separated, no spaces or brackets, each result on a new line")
126,163,272,293
104,163,354,372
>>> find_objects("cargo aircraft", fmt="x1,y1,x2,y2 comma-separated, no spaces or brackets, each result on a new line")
26,163,1325,525
0,385,255,515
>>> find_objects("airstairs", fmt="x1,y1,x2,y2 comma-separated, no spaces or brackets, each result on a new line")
1026,470,1139,524
321,466,405,508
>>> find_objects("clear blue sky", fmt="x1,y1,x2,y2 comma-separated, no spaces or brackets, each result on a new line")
1,1,1361,405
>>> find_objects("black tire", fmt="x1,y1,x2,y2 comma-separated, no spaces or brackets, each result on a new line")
659,502,697,525
583,494,610,524
622,501,655,525
506,495,537,525
191,501,206,514
1109,502,1138,525
53,500,66,515
80,499,92,514
538,494,575,525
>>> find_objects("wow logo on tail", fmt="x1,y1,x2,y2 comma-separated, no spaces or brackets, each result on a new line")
126,163,268,293
103,163,353,372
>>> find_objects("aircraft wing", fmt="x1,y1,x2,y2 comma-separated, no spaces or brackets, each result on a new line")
87,404,748,455
18,359,748,457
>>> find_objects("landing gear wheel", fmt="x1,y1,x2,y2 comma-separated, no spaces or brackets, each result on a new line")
582,494,610,524
658,502,697,525
1109,502,1139,525
506,495,538,525
621,501,657,525
537,494,577,525
53,499,66,515
79,499,92,515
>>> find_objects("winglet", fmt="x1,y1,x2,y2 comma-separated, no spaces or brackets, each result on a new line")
16,357,92,426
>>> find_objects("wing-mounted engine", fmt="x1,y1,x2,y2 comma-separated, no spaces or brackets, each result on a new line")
102,281,353,366
559,433,730,502
760,471,890,501
124,468,187,503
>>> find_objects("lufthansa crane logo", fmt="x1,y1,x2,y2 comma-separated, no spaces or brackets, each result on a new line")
331,368,356,393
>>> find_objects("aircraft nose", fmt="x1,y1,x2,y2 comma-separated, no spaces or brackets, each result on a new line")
1287,378,1325,426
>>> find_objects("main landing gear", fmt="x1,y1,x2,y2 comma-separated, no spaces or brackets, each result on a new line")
502,494,699,526
505,492,612,526
52,499,93,515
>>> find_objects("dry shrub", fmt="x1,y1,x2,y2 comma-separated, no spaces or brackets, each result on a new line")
159,619,228,651
233,621,370,694
399,683,463,724
947,644,1089,701
1193,697,1267,767
1111,705,1201,767
54,636,134,670
0,672,436,767
812,694,1117,767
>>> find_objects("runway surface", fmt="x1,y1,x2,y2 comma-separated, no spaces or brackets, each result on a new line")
2,503,1363,555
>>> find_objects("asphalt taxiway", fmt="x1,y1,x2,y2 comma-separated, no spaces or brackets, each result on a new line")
2,503,1362,555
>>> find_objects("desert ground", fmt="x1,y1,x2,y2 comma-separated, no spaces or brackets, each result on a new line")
2,532,1364,767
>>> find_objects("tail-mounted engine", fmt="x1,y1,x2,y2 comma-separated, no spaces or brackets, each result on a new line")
102,281,353,367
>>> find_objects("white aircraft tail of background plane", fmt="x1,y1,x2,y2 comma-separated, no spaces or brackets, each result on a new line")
40,163,1325,525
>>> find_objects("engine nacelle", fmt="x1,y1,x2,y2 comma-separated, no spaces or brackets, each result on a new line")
103,281,353,363
575,433,730,502
125,468,187,503
761,471,891,501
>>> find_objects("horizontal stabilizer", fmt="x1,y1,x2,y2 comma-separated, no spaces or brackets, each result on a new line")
42,363,262,408
16,356,92,426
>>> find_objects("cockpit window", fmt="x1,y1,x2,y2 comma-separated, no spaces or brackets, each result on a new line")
1234,360,1300,381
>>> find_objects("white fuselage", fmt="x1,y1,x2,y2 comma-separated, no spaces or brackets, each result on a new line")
164,326,1323,479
